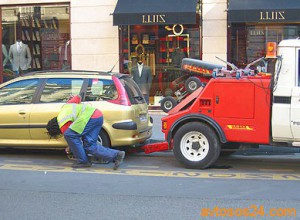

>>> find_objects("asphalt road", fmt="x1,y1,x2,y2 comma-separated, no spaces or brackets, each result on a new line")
0,113,300,219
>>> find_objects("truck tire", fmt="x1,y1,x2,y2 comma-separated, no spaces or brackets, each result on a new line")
161,96,177,113
185,77,202,94
173,122,221,169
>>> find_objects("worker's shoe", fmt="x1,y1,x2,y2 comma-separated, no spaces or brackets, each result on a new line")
72,161,92,168
113,151,125,170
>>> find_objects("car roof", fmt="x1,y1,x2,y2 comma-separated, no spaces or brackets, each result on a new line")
0,70,132,87
26,70,113,76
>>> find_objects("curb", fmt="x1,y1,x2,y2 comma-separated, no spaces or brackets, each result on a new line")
149,110,167,116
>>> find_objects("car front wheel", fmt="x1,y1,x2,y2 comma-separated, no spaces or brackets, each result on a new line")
173,122,220,169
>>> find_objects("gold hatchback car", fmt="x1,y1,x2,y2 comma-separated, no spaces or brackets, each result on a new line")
0,71,152,149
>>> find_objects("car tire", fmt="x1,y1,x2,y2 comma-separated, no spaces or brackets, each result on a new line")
185,77,202,94
173,122,221,169
98,130,111,147
160,96,177,113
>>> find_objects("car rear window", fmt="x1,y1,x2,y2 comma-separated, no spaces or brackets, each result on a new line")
120,77,146,105
83,78,117,101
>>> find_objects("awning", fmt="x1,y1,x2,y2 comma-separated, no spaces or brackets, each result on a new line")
228,0,300,23
113,0,198,26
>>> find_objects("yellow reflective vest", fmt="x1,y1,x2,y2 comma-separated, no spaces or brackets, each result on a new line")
57,103,95,134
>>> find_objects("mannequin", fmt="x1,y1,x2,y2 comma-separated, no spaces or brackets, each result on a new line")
2,44,9,67
8,39,32,74
59,40,71,70
171,41,186,68
131,59,152,104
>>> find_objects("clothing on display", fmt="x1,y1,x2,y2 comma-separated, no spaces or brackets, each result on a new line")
59,40,71,70
8,40,32,73
131,61,152,104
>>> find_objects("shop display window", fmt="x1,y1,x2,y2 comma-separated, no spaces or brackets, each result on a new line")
120,24,200,105
230,24,300,74
1,4,70,82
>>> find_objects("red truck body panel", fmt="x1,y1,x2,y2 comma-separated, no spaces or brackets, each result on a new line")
162,76,272,147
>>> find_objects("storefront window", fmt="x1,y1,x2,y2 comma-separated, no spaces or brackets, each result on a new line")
120,24,200,105
231,24,300,73
1,4,70,82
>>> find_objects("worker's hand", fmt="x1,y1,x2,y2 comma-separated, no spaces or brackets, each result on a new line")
67,94,82,103
65,147,71,155
67,95,74,101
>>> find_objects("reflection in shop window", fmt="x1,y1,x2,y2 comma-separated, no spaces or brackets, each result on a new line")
120,24,200,104
231,24,300,73
0,79,39,105
40,78,83,103
1,4,70,83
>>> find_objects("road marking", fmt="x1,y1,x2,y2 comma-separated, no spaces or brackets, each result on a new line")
4,160,32,163
1,163,300,181
127,165,160,169
259,169,295,172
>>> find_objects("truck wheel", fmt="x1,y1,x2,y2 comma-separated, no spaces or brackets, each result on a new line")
185,77,202,94
161,96,177,113
173,122,221,169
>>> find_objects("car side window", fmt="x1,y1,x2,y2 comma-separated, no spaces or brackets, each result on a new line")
84,78,117,101
0,79,39,105
40,78,84,103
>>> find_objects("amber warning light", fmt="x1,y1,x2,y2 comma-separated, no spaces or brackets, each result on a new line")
266,42,277,58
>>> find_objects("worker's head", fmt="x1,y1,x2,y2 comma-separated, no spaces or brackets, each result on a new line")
46,117,62,139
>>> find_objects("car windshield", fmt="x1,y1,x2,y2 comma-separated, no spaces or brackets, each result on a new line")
120,77,145,105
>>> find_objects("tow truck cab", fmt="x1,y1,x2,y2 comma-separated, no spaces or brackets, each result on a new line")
272,39,300,143
161,39,300,169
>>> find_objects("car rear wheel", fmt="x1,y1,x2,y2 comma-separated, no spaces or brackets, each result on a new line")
160,96,177,113
173,122,221,169
98,130,111,147
185,77,202,94
91,130,111,164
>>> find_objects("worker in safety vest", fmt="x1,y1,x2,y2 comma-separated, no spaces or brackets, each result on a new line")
46,95,125,169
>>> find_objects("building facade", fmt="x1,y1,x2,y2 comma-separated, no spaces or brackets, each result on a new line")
0,0,298,105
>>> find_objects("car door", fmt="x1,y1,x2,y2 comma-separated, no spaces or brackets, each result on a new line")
291,48,300,141
0,78,39,144
29,78,85,147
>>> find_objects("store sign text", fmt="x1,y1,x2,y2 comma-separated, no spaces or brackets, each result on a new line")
260,11,285,21
142,14,166,24
249,30,264,36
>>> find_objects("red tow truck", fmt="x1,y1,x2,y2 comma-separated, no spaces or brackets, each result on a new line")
143,39,300,169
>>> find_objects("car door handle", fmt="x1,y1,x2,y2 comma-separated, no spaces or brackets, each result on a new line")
18,110,26,115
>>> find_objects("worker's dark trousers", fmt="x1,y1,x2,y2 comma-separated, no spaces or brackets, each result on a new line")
64,116,119,164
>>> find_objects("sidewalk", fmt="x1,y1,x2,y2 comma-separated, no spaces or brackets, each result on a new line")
148,105,167,116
